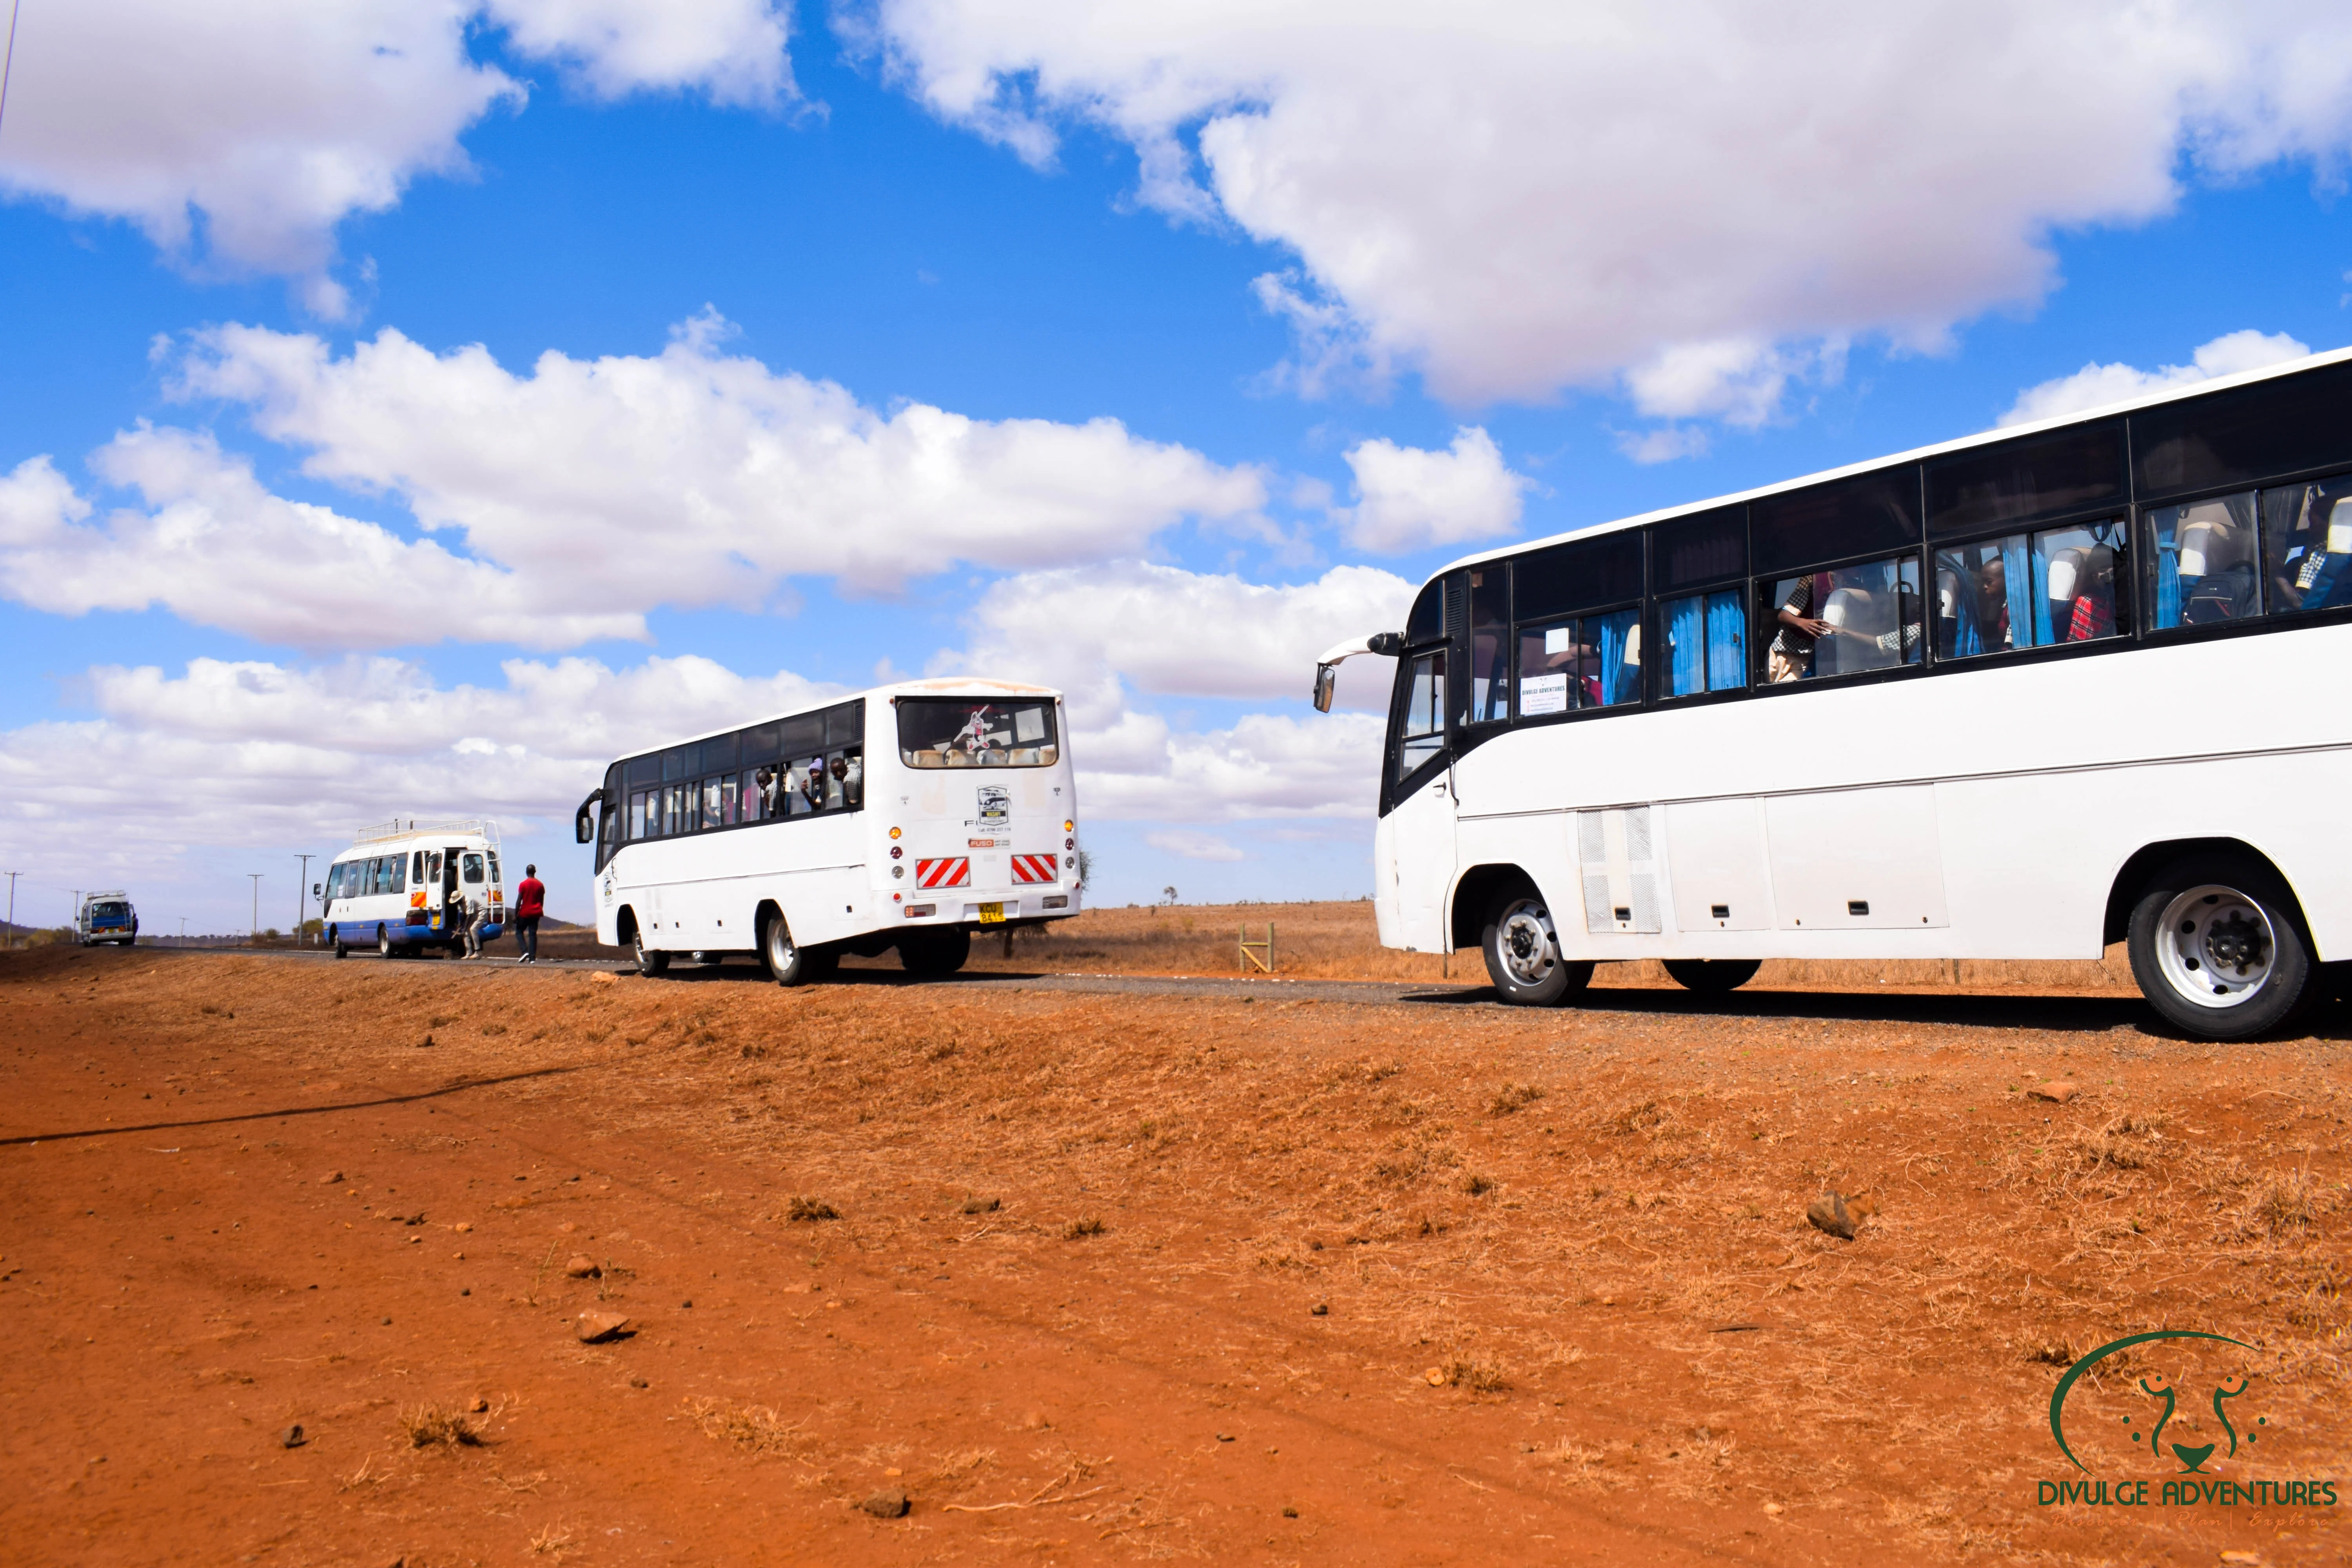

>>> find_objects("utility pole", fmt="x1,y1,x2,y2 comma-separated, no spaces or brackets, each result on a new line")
179,917,188,945
4,870,17,948
295,853,314,946
248,873,263,945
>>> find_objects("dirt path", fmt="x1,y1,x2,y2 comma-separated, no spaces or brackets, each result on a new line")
2,946,2345,1566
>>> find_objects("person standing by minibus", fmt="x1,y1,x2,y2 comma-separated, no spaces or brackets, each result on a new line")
514,863,545,964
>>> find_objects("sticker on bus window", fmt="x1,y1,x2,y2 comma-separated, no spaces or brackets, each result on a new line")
1015,707,1045,743
978,785,1010,827
1544,626,1570,656
1520,673,1570,716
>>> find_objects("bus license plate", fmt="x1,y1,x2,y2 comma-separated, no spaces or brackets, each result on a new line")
976,902,1005,924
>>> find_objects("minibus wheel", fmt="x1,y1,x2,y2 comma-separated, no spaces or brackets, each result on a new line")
2127,853,2312,1039
1481,894,1591,1006
377,926,395,960
331,927,347,959
1662,958,1762,995
633,925,670,977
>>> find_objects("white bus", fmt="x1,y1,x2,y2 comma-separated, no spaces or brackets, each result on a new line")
1314,347,2352,1040
319,819,506,957
576,679,1081,982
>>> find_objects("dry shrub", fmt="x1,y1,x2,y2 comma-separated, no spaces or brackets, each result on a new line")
1063,1216,1107,1239
689,1397,805,1455
1608,1099,1670,1136
1438,1355,1510,1392
1463,1173,1495,1197
399,1403,483,1449
786,1196,839,1222
1489,1082,1544,1117
960,1196,1000,1215
2254,1171,2316,1236
527,1522,573,1556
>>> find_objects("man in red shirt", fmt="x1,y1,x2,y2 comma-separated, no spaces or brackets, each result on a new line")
514,864,546,964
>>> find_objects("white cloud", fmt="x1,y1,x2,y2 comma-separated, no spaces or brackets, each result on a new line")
958,560,1415,710
1611,426,1710,466
486,0,793,105
1083,710,1385,824
172,314,1271,606
0,653,835,893
869,1,2352,405
0,433,642,650
1145,829,1245,862
0,1,789,307
1336,427,1526,554
1996,330,2316,427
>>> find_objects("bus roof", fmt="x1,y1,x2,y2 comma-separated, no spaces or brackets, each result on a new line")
1426,341,2352,586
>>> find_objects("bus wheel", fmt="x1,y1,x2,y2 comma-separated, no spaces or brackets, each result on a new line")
898,927,970,977
2127,854,2312,1039
633,925,670,978
1662,958,1762,995
760,916,825,985
331,928,348,959
1481,895,1591,1006
377,926,395,960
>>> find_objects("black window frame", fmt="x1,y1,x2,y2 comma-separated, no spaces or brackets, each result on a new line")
604,698,870,856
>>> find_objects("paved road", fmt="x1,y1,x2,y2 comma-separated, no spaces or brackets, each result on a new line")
128,943,2182,1031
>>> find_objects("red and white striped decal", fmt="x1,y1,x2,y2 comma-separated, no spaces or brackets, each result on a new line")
915,857,969,889
1010,853,1058,885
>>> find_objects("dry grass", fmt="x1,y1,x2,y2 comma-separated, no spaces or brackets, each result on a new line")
785,1196,839,1222
1061,1216,1106,1240
688,1397,807,1457
398,1403,483,1449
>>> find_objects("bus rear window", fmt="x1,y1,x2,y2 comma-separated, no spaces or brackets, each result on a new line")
897,699,1058,768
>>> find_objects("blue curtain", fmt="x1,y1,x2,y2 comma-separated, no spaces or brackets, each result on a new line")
2155,530,2183,628
1941,553,1983,658
1596,610,1637,706
1666,595,1704,696
2000,536,2036,650
1704,590,1744,690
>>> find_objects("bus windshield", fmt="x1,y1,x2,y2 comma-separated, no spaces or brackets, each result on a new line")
897,698,1058,768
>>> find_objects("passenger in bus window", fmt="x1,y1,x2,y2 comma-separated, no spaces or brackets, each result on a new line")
1766,573,1830,681
795,759,824,815
719,774,739,825
750,766,776,820
2261,477,2352,614
701,776,723,829
832,749,862,808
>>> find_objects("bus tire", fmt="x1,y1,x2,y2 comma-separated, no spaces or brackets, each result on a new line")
1481,894,1590,1006
898,927,970,977
1662,958,1762,995
331,928,348,959
633,924,670,978
377,926,395,960
2127,853,2312,1040
760,915,825,985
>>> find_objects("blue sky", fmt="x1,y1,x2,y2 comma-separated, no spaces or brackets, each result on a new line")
2,2,2349,931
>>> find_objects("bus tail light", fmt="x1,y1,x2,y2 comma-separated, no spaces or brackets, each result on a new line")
905,903,935,918
1042,895,1069,909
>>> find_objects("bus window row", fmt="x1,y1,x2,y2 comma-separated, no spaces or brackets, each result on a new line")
324,848,494,901
626,745,863,843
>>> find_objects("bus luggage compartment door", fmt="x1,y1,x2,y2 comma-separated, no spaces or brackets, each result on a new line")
1575,806,1664,934
1764,784,1950,930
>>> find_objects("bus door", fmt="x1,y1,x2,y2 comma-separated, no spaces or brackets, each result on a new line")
1387,641,1457,951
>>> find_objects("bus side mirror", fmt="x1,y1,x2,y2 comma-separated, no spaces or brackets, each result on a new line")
312,883,321,897
575,789,603,844
1312,663,1338,713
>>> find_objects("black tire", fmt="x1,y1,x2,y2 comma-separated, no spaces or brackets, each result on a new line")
377,925,395,960
898,926,971,977
1663,958,1762,995
2126,853,2312,1040
759,914,829,985
331,928,348,959
633,922,670,978
1480,892,1592,1006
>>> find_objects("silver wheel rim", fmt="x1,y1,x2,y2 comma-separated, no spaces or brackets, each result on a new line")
1494,899,1557,988
768,922,795,973
2155,884,2275,1010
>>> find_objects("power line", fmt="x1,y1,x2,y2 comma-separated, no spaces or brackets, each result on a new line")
0,0,23,147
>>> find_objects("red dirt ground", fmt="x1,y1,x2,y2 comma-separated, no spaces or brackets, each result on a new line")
2,936,2346,1566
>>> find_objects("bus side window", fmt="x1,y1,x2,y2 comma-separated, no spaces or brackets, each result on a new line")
2260,473,2352,615
1662,592,1745,696
1395,650,1446,781
394,855,410,895
462,852,485,884
2148,492,2258,628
